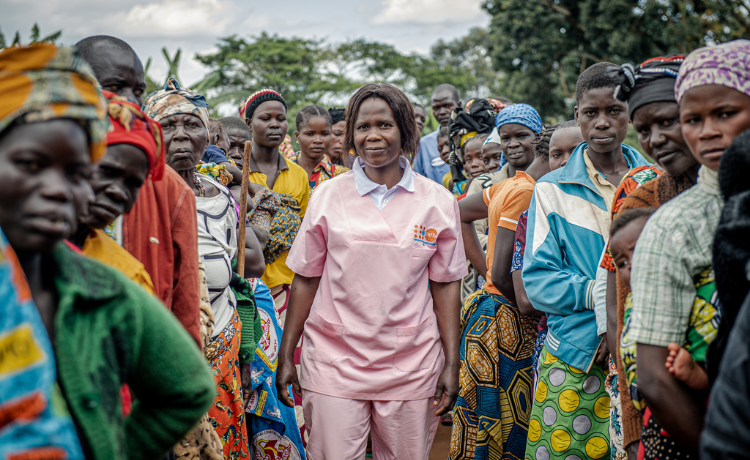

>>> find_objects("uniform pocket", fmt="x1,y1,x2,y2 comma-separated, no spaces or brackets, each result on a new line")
304,311,347,364
393,317,441,372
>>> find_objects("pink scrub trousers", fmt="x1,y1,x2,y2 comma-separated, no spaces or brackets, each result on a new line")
302,390,440,459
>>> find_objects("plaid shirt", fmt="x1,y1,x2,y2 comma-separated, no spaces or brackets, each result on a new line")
629,167,723,346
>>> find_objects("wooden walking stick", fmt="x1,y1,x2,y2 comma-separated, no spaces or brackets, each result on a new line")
236,140,253,277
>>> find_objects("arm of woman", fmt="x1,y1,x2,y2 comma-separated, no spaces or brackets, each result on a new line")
430,279,461,416
513,270,540,316
275,274,321,407
125,290,215,460
605,270,618,363
243,223,266,278
491,227,518,305
221,161,243,184
458,191,489,277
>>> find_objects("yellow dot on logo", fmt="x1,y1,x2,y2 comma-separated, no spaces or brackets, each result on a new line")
544,352,559,365
528,419,541,442
568,365,584,374
558,390,580,412
550,429,571,452
594,396,610,419
535,381,548,403
585,436,609,459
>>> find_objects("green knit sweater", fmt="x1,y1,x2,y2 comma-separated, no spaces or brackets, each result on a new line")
50,243,215,460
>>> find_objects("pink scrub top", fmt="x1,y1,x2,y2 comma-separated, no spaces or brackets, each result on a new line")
286,171,467,401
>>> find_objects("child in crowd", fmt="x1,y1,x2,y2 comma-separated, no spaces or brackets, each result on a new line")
292,105,349,196
548,120,581,170
458,133,488,196
481,127,504,173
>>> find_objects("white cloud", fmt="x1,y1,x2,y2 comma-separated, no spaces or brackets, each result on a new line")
124,0,230,35
374,0,483,24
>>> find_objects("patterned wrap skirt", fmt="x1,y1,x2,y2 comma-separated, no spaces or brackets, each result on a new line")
526,346,610,460
205,311,249,459
450,289,538,460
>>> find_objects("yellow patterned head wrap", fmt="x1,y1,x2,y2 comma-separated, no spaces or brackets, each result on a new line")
0,43,108,161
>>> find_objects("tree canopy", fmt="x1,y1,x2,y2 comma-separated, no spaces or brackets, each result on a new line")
482,0,750,118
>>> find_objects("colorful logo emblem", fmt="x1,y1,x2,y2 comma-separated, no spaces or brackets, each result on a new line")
413,225,437,246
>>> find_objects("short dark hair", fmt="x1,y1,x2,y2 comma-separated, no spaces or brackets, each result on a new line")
208,118,225,142
219,116,251,134
345,84,419,156
296,105,331,131
432,84,460,103
532,124,559,159
576,62,620,103
438,125,450,138
464,133,488,152
76,36,137,71
557,119,578,130
610,208,655,238
412,102,425,112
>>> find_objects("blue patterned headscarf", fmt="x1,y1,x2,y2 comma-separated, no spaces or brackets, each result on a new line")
495,103,543,133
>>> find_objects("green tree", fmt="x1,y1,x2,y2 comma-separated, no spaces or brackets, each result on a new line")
482,0,750,120
0,23,62,49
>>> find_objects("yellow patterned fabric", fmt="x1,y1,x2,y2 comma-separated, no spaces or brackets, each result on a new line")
451,288,538,459
0,43,108,161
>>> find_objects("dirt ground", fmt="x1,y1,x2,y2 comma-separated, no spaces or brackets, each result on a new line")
428,423,451,460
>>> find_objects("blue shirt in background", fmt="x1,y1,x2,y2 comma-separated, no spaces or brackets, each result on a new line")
413,129,449,184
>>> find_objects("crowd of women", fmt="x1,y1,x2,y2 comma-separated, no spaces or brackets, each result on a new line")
0,32,749,460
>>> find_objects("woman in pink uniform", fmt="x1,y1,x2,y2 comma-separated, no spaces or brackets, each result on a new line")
276,83,468,459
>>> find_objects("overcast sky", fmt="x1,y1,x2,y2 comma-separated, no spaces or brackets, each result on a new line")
3,0,489,86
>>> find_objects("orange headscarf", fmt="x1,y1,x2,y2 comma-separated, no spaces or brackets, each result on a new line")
0,43,108,161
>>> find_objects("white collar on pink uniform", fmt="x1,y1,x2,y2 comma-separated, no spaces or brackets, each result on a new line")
352,156,415,211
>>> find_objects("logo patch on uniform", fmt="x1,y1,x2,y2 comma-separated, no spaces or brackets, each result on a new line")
0,324,45,379
413,225,437,246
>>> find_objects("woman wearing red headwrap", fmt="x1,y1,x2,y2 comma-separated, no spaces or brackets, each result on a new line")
69,92,164,293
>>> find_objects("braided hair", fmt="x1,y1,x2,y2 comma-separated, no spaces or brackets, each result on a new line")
296,104,331,131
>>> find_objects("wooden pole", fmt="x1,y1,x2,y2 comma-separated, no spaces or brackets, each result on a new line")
236,140,252,278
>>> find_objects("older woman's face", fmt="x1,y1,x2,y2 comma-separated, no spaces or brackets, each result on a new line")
160,113,208,171
0,119,92,255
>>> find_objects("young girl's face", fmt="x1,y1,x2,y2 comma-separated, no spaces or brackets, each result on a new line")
549,127,584,171
499,123,535,169
481,142,503,172
437,135,450,163
329,120,346,162
250,101,288,149
295,115,332,163
679,85,750,171
463,138,487,178
575,87,629,154
0,119,92,255
610,217,650,287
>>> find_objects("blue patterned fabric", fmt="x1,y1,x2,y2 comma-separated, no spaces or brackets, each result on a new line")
245,279,306,459
0,229,84,459
495,103,543,133
451,289,539,459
